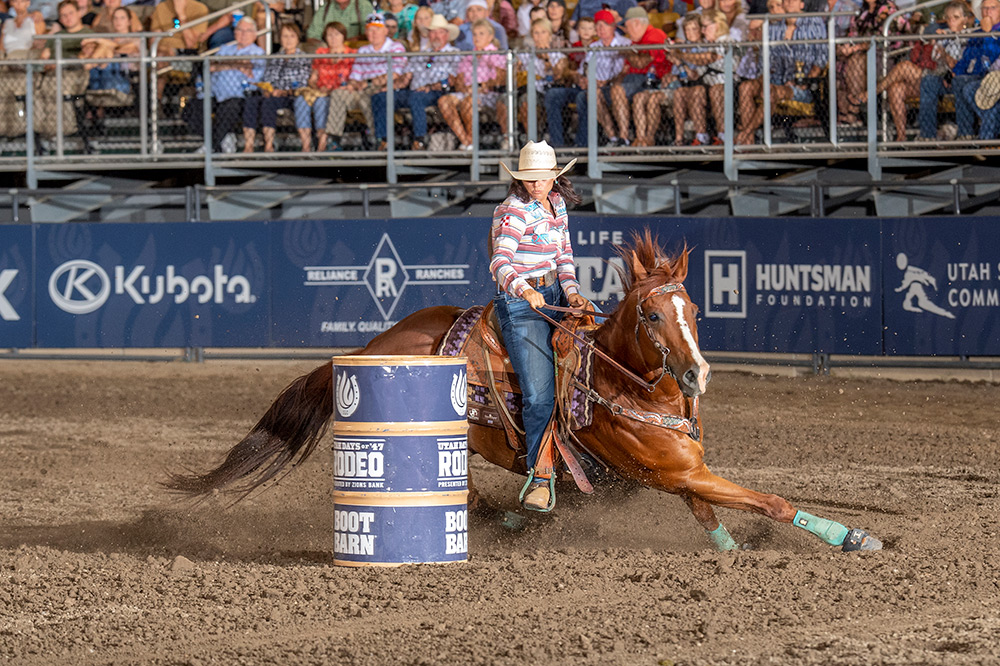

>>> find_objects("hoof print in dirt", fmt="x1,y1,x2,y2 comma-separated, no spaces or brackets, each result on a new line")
842,528,882,552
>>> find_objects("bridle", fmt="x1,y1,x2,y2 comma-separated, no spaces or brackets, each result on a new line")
531,281,700,440
634,282,686,390
531,282,686,393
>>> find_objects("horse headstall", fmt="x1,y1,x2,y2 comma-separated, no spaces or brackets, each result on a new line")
633,282,686,391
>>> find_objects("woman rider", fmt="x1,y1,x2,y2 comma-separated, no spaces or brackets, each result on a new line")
490,140,586,511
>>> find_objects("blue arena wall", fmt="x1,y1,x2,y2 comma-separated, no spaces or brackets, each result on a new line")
1,216,997,355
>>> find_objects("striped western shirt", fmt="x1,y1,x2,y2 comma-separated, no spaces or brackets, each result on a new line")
349,38,408,83
583,34,630,83
408,44,460,89
491,192,581,298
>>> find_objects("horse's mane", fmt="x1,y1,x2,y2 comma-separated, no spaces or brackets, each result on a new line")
612,229,689,296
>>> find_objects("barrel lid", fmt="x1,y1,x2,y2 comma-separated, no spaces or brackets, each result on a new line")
333,355,467,366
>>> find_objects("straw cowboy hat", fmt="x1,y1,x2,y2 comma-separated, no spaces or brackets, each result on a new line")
976,70,1000,110
500,141,577,180
428,13,460,41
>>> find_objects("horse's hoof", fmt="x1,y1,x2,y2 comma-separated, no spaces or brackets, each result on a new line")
499,511,527,531
842,528,882,552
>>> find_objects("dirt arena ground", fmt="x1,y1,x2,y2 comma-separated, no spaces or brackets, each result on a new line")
1,358,998,665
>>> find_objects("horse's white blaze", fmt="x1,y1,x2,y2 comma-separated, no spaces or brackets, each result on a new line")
671,294,711,393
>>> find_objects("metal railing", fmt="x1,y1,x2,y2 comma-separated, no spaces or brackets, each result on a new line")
1,17,997,183
3,174,998,222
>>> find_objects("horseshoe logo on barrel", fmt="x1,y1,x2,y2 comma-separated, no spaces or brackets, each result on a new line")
336,372,360,418
450,369,467,417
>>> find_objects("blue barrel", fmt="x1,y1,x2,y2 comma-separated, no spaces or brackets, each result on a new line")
331,355,468,567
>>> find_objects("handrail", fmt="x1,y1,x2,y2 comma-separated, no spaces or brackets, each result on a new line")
6,29,1000,174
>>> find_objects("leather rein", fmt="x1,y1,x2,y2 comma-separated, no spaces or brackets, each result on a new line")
531,282,685,393
529,282,701,441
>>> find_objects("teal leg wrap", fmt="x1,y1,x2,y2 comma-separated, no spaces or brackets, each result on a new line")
793,510,849,546
707,524,739,551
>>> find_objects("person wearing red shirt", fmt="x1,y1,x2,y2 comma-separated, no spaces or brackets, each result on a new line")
607,6,670,146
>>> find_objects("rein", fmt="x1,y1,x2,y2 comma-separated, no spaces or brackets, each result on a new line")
530,282,701,440
532,282,686,393
531,303,660,392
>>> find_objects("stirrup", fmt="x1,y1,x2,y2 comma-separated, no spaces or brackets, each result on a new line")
518,470,556,512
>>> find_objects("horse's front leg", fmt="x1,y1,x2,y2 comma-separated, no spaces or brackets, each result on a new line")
682,494,739,551
671,465,881,552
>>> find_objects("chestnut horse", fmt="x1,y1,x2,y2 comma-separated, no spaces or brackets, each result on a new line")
167,233,881,552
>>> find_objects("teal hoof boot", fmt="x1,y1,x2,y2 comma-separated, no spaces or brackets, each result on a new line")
499,511,527,531
842,528,882,552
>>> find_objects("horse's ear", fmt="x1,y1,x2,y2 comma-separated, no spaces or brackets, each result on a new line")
630,250,648,283
671,250,689,283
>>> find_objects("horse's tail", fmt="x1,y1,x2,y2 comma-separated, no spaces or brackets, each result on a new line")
164,361,333,500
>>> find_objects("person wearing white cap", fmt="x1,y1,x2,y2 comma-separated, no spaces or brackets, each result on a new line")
490,141,586,512
455,0,508,49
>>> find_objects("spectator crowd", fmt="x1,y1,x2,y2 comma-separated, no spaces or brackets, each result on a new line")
1,0,1000,151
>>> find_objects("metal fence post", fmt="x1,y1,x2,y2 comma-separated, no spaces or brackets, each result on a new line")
203,54,215,186
587,52,599,179
867,39,881,180
526,50,536,142
56,37,64,158
26,64,36,189
763,18,771,148
387,54,396,185
723,45,736,181
828,15,838,146
505,50,515,152
139,40,149,156
471,54,479,181
151,35,162,154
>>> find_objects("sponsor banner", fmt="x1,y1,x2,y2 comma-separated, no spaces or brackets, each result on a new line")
571,217,707,311
698,218,882,355
35,223,269,347
271,217,880,355
0,225,32,348
270,219,484,347
8,215,998,355
884,217,1000,356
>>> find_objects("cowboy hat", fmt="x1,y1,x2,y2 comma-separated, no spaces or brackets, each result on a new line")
976,70,1000,110
500,141,577,180
428,13,460,41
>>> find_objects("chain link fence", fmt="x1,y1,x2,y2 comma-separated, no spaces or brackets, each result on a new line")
1,14,998,166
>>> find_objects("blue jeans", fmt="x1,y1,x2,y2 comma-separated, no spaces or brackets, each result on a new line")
88,62,131,94
919,74,980,138
963,77,1000,139
493,281,565,470
303,95,329,132
372,88,445,140
544,86,584,147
